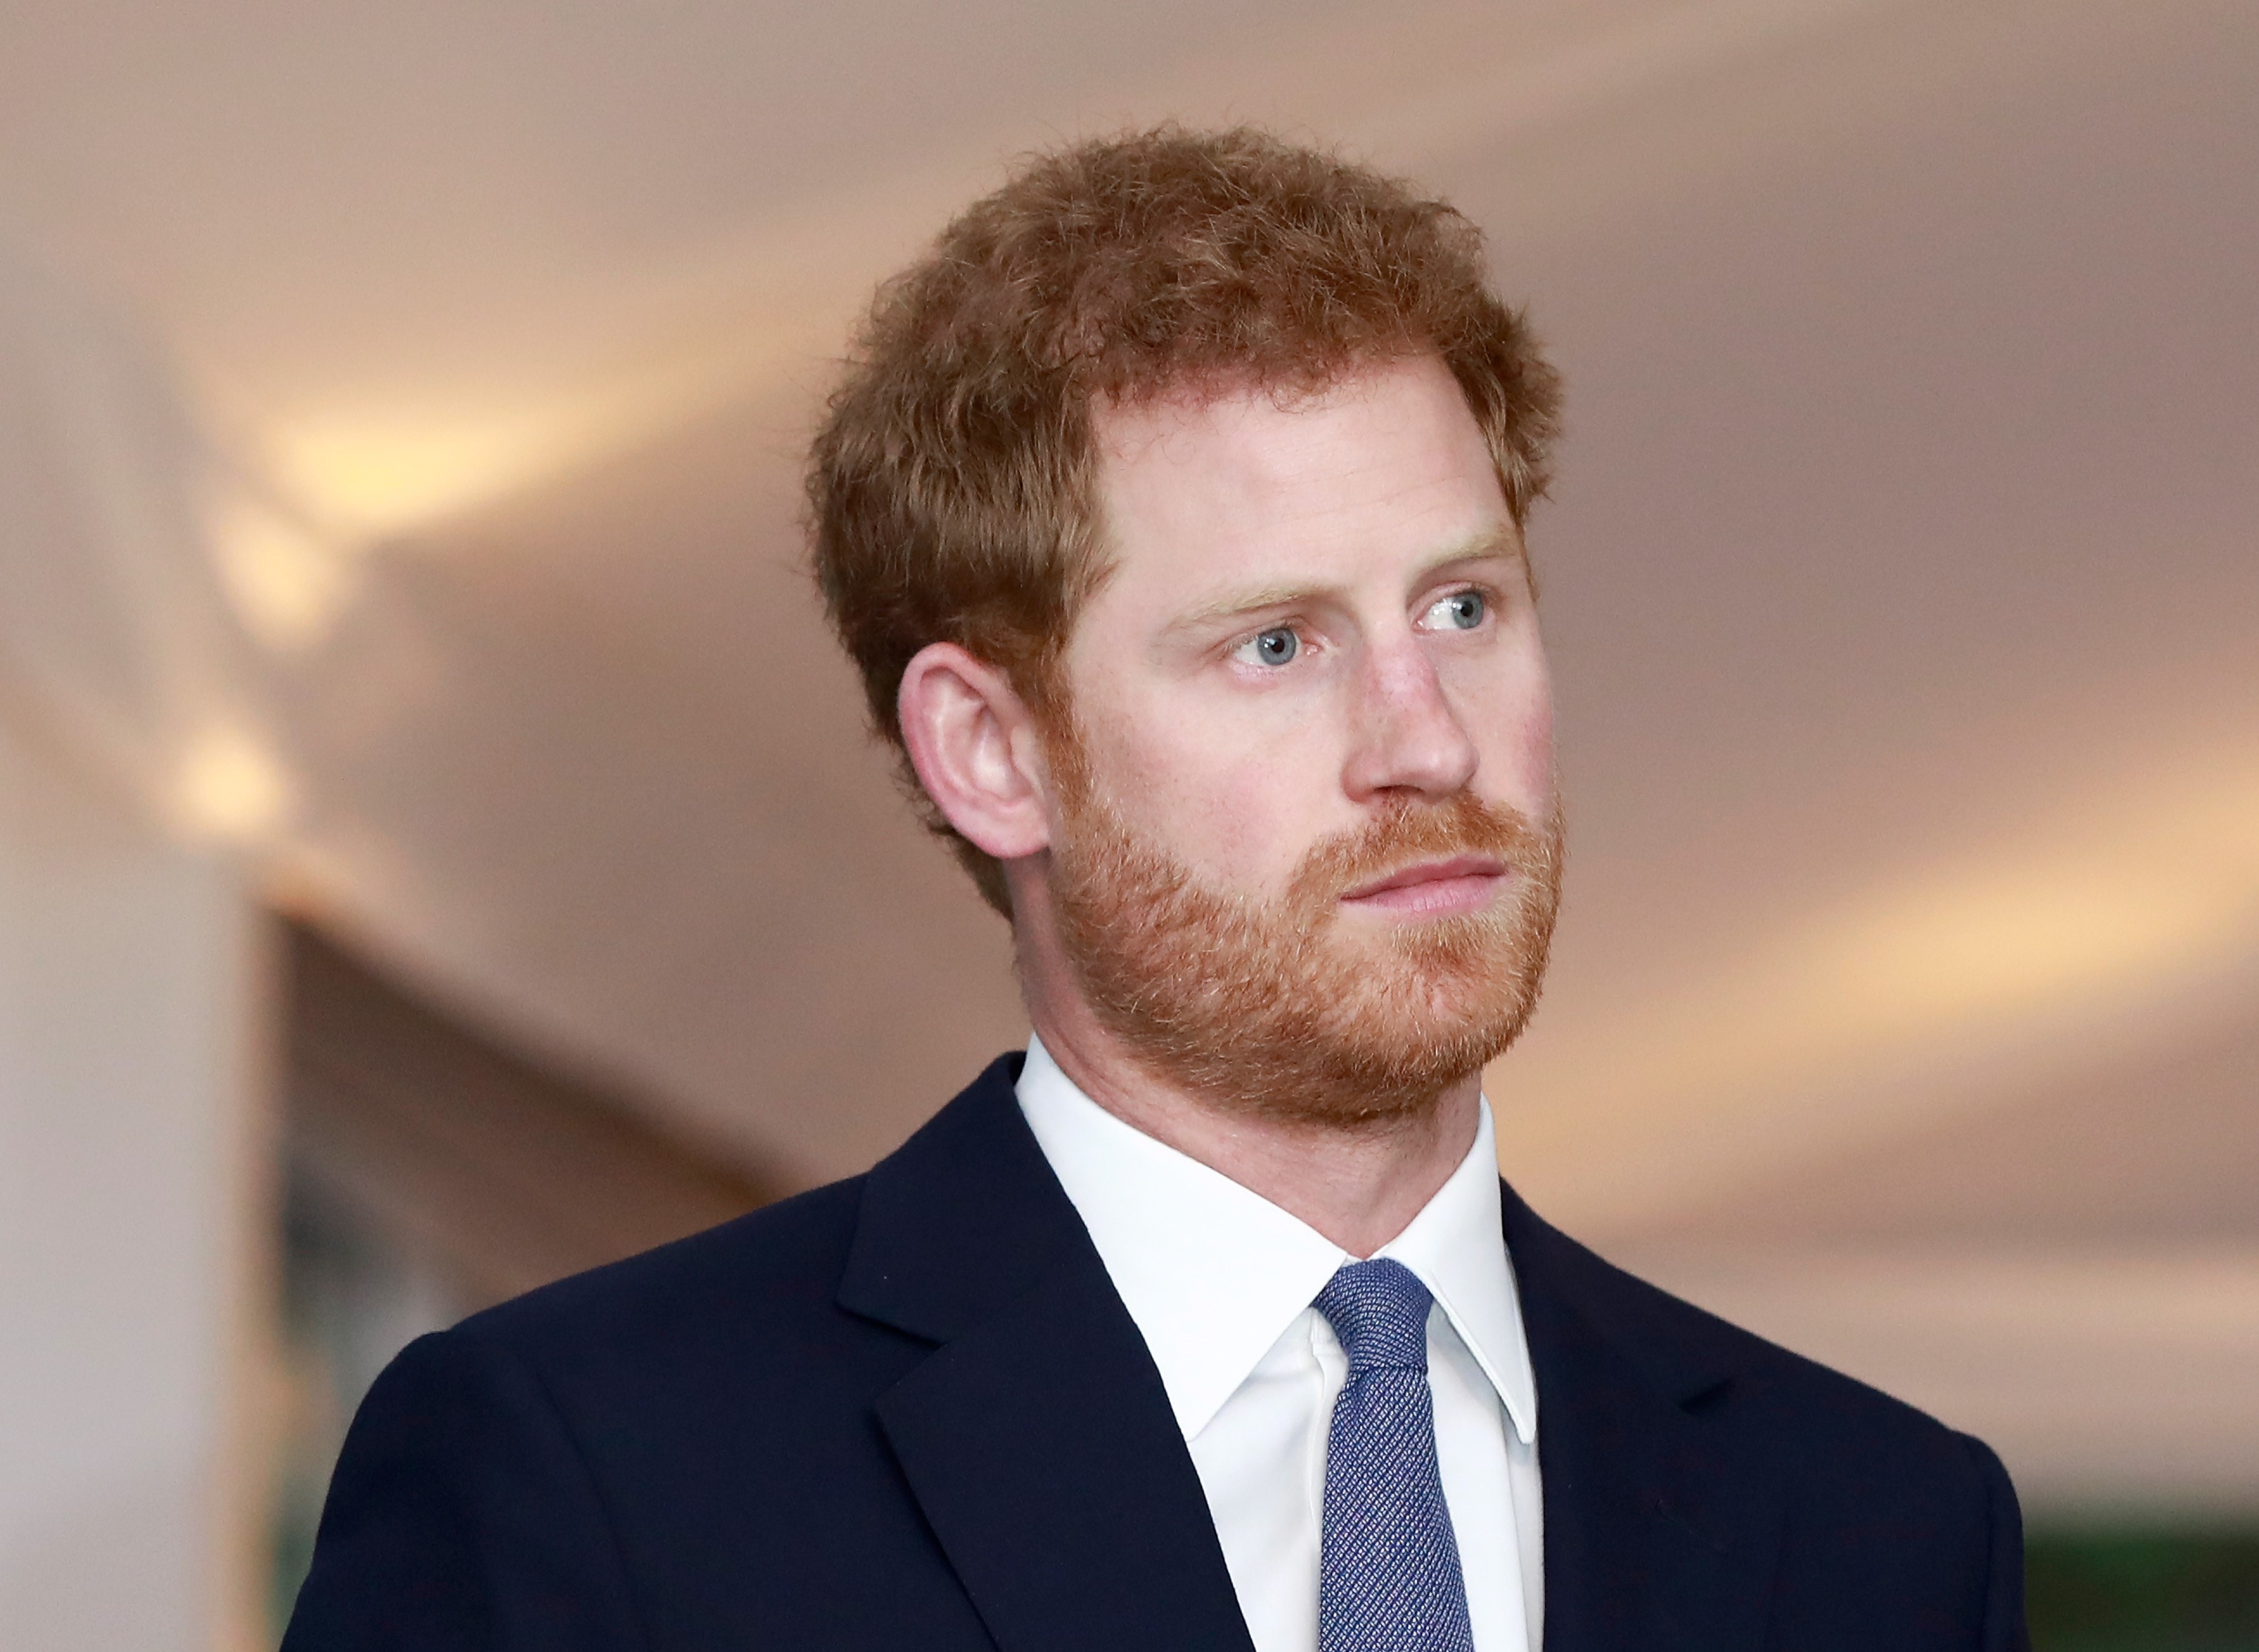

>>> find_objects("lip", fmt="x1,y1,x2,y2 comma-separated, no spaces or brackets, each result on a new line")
1339,854,1510,916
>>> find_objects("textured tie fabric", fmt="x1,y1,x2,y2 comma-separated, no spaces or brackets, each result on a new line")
1313,1259,1478,1652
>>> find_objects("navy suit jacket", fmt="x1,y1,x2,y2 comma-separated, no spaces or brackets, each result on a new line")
284,1054,2028,1651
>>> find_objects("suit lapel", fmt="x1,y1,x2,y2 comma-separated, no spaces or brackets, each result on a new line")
839,1057,1254,1652
1505,1185,1783,1652
838,1060,1782,1652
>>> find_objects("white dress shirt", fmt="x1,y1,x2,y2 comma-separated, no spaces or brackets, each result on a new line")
1016,1034,1544,1652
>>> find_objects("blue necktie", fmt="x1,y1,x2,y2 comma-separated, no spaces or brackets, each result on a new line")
1313,1259,1477,1652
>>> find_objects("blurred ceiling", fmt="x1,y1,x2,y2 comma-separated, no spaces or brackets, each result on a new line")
2,0,2254,1505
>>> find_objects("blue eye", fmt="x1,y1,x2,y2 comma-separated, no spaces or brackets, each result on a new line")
1430,590,1486,630
1241,626,1300,667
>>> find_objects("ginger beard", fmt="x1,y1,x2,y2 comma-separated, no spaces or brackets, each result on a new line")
1042,714,1563,1129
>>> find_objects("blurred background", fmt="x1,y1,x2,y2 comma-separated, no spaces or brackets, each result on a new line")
1,0,2254,1645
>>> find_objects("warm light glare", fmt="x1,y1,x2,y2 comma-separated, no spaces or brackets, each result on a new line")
1802,855,2255,1039
174,725,292,844
254,322,813,537
244,270,843,537
204,487,358,651
1808,761,2259,1026
266,416,566,537
1493,744,2259,1232
1595,751,2259,1105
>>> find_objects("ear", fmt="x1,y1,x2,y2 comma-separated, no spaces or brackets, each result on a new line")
896,643,1055,863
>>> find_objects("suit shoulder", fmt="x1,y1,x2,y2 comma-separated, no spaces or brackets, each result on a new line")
458,1174,872,1366
1532,1219,1997,1484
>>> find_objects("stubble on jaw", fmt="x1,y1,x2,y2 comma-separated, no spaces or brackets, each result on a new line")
1040,715,1563,1132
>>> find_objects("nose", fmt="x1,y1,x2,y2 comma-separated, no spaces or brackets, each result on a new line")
1340,640,1480,803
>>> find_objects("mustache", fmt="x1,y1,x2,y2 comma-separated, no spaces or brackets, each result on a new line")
1286,791,1560,912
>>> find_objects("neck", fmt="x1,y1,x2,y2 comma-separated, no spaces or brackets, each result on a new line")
1026,988,1483,1259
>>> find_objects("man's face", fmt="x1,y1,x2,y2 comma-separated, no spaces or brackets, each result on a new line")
1041,352,1561,1124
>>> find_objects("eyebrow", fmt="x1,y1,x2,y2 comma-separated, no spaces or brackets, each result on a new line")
1162,525,1528,636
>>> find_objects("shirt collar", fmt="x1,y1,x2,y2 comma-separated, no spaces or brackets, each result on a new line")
1015,1034,1537,1447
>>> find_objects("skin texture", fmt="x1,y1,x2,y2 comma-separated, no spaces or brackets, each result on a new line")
896,354,1558,1257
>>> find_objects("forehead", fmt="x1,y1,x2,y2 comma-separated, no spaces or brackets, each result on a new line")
1087,354,1515,606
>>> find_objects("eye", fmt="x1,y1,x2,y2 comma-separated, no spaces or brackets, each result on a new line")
1233,625,1302,668
1427,590,1487,631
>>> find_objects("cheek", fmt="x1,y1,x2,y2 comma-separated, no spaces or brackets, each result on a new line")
1460,648,1556,816
1515,689,1556,802
1077,693,1322,885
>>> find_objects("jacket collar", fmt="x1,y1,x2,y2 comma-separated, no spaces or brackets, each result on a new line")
1503,1183,1785,1651
838,1055,1257,1652
837,1052,1781,1652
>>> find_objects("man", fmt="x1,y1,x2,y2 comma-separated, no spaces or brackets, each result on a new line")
285,127,2027,1651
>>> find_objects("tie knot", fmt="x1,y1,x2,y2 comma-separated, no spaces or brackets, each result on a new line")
1313,1258,1433,1374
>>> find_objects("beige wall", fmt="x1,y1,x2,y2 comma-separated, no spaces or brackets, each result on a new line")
0,710,267,1651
